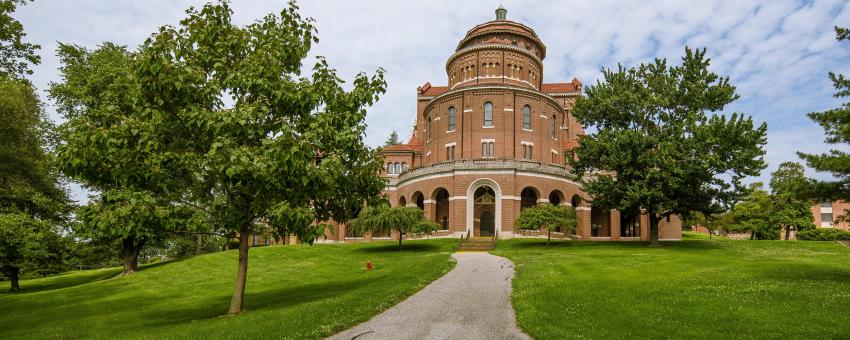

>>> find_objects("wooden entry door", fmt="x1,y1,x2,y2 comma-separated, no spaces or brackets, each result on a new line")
480,211,495,236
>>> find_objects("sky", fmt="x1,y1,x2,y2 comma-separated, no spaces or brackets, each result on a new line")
13,0,850,204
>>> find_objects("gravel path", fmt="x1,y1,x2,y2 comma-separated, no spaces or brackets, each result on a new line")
327,252,530,340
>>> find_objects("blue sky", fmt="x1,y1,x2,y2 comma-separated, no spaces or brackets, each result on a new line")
13,0,850,203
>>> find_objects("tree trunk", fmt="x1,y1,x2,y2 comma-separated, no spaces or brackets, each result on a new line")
121,236,145,275
784,226,791,240
228,222,251,315
398,231,404,250
649,212,660,246
750,229,755,240
547,229,552,246
196,234,203,255
7,267,20,292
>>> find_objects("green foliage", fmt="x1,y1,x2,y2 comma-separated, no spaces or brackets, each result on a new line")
350,205,438,249
0,212,65,291
797,228,850,241
769,162,815,234
0,0,39,77
683,210,733,237
81,0,389,313
515,204,577,244
0,70,70,290
728,183,776,239
571,47,767,244
384,130,400,147
798,26,850,201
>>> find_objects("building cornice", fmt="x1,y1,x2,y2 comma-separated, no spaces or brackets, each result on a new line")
423,85,567,115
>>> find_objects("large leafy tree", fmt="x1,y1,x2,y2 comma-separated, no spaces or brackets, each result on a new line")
729,183,775,240
769,162,815,239
571,47,767,245
0,77,70,291
349,205,438,250
50,43,196,275
515,204,577,245
798,26,850,201
0,2,70,291
133,1,386,314
0,0,39,77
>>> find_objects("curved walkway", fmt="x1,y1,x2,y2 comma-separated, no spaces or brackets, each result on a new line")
327,252,529,340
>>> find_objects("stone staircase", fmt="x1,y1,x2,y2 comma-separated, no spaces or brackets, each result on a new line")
457,236,496,251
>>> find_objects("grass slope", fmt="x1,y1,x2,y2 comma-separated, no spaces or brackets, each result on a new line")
0,239,456,339
494,234,850,339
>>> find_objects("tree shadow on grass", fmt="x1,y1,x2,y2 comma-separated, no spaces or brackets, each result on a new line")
134,276,383,329
354,242,444,254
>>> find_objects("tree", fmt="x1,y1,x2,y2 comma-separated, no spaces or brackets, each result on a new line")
350,205,438,250
769,162,815,239
0,0,39,77
384,130,400,147
0,212,65,291
571,47,768,246
730,183,775,240
515,204,577,245
798,26,850,201
132,1,387,315
49,43,195,275
0,77,70,291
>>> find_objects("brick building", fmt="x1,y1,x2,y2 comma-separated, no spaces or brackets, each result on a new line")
812,200,850,230
328,6,681,242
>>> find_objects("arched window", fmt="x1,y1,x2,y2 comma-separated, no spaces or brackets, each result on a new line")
387,162,393,174
552,115,557,138
483,102,493,127
448,107,456,131
427,117,431,140
523,105,531,130
401,162,408,172
394,162,400,174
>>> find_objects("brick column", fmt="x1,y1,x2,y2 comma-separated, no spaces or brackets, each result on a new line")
337,223,346,242
640,212,650,241
450,198,466,234
577,207,591,239
424,200,435,223
610,210,621,240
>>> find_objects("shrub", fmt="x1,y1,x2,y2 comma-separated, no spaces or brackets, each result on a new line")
797,228,850,241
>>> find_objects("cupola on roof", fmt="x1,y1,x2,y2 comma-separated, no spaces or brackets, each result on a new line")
455,6,547,59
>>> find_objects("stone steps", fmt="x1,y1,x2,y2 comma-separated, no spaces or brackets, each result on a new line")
457,236,496,251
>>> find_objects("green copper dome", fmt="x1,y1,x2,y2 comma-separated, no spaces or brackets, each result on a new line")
495,5,506,20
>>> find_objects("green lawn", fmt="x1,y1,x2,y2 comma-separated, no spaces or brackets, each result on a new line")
0,239,456,339
493,235,850,339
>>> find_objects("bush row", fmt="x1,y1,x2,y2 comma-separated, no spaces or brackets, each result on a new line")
797,228,850,241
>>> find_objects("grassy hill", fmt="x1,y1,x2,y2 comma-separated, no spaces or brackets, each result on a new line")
0,239,457,339
494,233,850,339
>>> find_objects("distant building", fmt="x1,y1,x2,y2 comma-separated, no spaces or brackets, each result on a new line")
324,6,682,242
812,200,850,230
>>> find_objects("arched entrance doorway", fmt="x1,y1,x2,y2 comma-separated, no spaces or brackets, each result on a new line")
398,196,407,207
474,186,496,236
466,178,502,237
434,188,450,230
